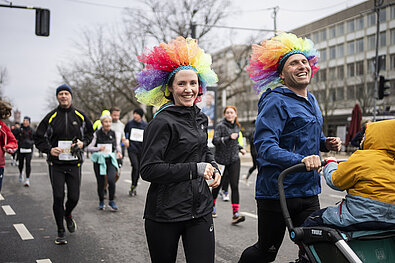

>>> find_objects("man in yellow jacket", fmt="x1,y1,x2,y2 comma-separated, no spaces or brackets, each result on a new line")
304,119,395,231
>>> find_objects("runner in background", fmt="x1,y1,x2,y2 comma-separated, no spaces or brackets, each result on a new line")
15,116,35,186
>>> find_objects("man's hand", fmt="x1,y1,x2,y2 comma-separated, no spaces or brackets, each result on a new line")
230,133,238,140
203,163,215,180
116,152,122,159
50,147,62,157
301,155,322,172
122,138,130,148
72,139,84,149
240,149,246,155
325,137,342,152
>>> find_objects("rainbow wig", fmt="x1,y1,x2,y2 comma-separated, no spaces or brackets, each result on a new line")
134,36,218,107
246,32,319,94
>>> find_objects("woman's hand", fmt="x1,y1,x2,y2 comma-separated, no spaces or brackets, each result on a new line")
240,149,246,155
230,133,239,140
203,163,215,180
99,146,106,152
116,152,122,159
209,170,221,188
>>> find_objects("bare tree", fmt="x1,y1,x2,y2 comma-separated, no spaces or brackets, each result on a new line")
0,66,8,99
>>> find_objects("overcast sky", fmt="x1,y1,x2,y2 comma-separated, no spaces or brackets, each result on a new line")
0,0,366,122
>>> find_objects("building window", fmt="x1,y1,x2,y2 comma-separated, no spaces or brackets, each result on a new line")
347,41,355,55
337,66,344,80
392,6,395,19
329,26,336,38
336,44,344,58
321,29,327,41
380,8,387,23
368,58,375,73
347,85,355,100
391,29,395,45
356,38,364,53
347,20,355,33
329,46,336,59
380,55,386,71
380,31,386,47
390,54,395,70
321,69,327,82
312,31,319,43
367,34,376,50
329,89,336,102
356,61,364,76
347,63,355,77
356,84,365,99
368,13,376,27
337,23,344,36
356,16,364,31
320,48,327,62
336,87,344,101
329,67,336,80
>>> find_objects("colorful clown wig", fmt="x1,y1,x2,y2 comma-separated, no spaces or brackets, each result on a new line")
134,36,218,107
246,32,319,94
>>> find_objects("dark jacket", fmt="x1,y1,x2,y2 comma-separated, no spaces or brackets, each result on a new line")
16,126,35,149
124,119,147,154
212,118,242,165
140,102,218,222
95,129,117,152
34,105,93,165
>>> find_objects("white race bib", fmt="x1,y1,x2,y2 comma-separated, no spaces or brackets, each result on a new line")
58,141,78,161
20,148,32,153
130,128,144,142
97,143,113,154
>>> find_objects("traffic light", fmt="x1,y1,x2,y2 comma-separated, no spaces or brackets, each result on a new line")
378,75,390,100
35,8,50,36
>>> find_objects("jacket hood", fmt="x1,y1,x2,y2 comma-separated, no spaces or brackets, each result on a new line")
154,101,200,118
363,119,395,152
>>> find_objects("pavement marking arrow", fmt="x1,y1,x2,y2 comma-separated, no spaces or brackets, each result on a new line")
0,193,4,200
36,259,52,263
2,205,16,215
240,211,258,219
13,223,34,240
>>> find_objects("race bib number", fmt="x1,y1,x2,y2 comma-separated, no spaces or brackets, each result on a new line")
97,143,113,154
58,141,78,161
130,128,144,142
20,148,32,153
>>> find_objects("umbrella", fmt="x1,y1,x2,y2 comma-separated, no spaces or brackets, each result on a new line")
345,103,362,146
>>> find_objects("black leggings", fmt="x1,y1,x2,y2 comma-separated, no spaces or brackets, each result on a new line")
18,152,32,178
93,158,117,201
145,213,215,263
48,163,81,232
212,159,241,204
239,196,320,263
128,150,141,187
246,152,257,179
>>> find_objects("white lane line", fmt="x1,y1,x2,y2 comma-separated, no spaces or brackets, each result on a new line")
240,212,258,219
0,193,4,200
329,194,344,199
14,223,34,240
123,179,132,184
37,259,52,263
2,205,16,215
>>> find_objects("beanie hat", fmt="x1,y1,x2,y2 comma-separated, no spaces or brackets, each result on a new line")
23,116,31,122
56,84,72,96
133,108,144,118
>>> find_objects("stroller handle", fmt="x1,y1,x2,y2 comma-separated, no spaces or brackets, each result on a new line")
278,160,327,231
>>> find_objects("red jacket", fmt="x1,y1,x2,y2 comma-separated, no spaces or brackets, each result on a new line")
0,120,18,167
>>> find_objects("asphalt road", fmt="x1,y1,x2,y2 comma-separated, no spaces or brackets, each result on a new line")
0,153,346,263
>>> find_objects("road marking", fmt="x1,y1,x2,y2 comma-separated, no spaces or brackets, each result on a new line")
14,224,34,240
123,179,132,184
240,211,258,219
0,193,4,200
329,194,344,199
37,259,52,263
2,205,16,215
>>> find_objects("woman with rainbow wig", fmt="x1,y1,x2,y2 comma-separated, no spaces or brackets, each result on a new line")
136,36,221,263
239,32,341,263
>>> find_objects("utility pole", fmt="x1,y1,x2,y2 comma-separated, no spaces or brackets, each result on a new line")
272,6,279,35
373,0,383,122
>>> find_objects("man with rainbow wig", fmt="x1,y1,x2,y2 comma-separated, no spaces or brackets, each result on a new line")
239,32,342,263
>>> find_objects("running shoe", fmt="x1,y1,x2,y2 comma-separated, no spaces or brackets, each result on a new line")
231,213,245,225
65,215,77,233
108,200,118,211
18,173,24,183
129,185,137,196
98,201,105,210
55,231,67,245
223,192,230,201
212,207,217,218
24,179,30,187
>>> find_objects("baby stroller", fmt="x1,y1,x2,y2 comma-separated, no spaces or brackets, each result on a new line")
278,162,395,263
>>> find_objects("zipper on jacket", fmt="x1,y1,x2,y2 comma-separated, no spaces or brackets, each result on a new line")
65,111,69,138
